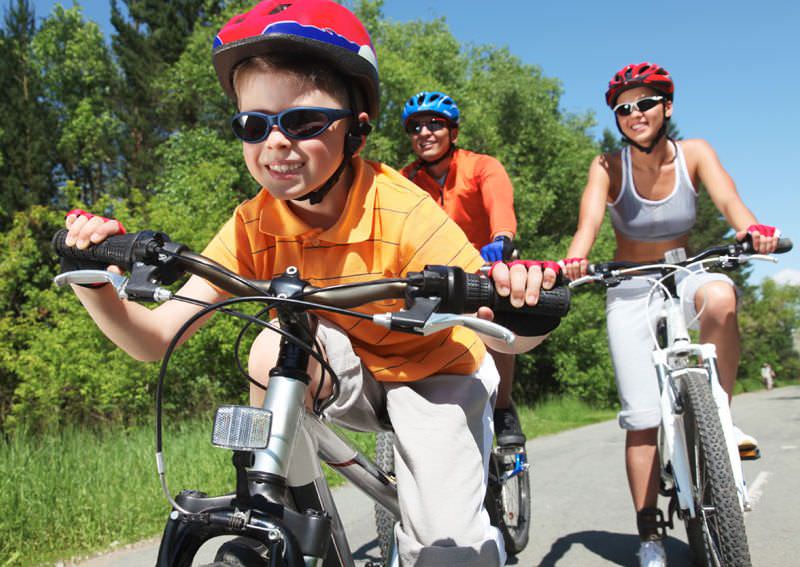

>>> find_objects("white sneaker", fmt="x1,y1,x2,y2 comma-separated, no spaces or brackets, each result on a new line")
638,539,667,567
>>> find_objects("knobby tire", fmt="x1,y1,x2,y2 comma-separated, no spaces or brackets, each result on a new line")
681,369,751,567
374,431,397,563
484,447,532,555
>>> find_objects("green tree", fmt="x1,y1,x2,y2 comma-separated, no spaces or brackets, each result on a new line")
738,279,800,386
31,5,123,204
110,0,226,193
0,0,57,228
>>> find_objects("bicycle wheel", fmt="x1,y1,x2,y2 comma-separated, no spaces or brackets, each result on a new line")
374,431,397,563
680,369,751,567
484,446,532,555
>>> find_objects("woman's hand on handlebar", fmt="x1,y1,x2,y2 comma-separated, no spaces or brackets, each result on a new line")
561,257,588,281
736,224,780,255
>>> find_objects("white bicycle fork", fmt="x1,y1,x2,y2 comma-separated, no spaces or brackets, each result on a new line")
653,299,750,519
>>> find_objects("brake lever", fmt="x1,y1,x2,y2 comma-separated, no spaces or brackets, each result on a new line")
54,269,173,302
55,269,128,292
371,310,515,345
568,274,602,288
423,314,515,344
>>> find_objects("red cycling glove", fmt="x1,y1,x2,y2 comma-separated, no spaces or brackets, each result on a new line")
745,224,778,238
67,209,127,234
488,260,562,278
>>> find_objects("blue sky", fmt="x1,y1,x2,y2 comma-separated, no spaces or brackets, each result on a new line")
26,0,799,283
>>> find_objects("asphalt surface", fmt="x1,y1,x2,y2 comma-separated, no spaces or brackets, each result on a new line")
71,385,800,566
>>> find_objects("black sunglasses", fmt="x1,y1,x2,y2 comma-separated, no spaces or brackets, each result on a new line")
405,117,449,135
230,107,353,143
612,95,664,117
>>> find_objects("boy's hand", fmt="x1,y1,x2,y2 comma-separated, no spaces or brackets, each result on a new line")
64,209,126,249
488,260,560,308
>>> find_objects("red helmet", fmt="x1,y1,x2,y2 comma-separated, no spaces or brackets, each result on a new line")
212,0,380,119
605,62,674,107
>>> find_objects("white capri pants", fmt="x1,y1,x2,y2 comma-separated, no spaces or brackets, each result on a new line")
606,269,736,430
316,318,506,567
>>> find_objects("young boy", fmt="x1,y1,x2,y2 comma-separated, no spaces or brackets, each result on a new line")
62,1,558,565
400,92,524,447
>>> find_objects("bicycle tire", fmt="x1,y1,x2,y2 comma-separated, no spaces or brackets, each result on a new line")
680,368,751,567
374,431,397,563
484,447,532,555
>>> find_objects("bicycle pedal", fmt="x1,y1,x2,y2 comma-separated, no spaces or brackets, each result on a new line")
739,447,761,461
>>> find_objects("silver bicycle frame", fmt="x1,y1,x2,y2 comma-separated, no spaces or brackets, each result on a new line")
653,296,750,518
250,373,400,566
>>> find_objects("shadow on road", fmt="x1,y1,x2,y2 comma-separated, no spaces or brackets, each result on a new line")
537,530,692,566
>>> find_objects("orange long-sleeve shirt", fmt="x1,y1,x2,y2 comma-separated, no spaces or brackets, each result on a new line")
401,148,517,251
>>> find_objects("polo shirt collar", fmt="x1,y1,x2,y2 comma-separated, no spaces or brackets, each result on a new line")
257,157,376,243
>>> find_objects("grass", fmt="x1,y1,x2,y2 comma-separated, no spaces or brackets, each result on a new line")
1,397,614,566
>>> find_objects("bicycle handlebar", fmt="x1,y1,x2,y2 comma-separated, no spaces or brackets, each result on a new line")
52,229,571,328
582,236,793,280
586,238,793,275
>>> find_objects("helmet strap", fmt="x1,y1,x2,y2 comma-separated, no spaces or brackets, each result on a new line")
294,85,371,206
421,141,456,169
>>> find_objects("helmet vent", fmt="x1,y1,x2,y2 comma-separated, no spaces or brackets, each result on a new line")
269,4,292,15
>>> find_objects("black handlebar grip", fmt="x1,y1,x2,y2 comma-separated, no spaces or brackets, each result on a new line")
741,235,793,255
491,285,571,318
52,229,152,271
457,271,570,337
460,272,571,318
776,238,793,254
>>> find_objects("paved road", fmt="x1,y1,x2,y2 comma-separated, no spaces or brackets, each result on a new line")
73,385,800,566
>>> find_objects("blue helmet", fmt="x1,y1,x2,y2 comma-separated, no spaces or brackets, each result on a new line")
401,91,460,126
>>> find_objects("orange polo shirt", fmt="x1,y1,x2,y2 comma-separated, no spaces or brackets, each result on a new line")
401,148,517,251
202,157,486,383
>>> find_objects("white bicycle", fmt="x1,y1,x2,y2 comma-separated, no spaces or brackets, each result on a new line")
570,236,791,567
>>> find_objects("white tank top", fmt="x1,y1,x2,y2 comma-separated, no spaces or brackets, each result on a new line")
607,143,697,242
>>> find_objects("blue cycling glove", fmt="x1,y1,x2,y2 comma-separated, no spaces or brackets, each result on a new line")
480,235,514,262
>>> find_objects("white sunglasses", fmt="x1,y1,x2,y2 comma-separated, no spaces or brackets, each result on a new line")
613,95,664,116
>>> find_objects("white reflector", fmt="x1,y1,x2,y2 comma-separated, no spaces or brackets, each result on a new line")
212,405,272,450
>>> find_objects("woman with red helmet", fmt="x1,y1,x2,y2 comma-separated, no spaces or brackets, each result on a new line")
563,62,780,567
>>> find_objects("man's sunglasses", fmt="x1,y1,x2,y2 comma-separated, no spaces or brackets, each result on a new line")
230,107,352,143
612,95,664,117
405,117,449,135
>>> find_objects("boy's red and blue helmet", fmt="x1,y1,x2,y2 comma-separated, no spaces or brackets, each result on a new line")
605,62,674,107
401,91,460,126
212,0,380,119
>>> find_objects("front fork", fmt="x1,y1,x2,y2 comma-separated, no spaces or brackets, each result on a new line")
655,341,750,520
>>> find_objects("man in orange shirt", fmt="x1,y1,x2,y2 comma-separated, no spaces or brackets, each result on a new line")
401,91,524,447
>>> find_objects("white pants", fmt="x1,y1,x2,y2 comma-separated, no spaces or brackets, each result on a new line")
317,319,506,567
606,269,736,430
